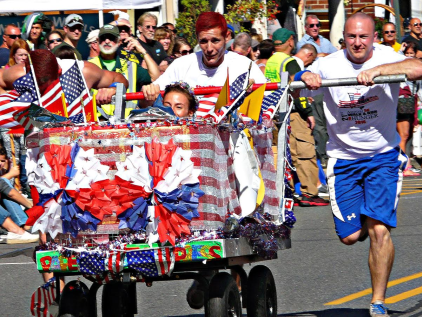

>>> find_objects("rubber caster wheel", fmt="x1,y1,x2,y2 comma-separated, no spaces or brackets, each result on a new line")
247,265,277,317
205,272,241,317
59,280,89,317
102,282,134,317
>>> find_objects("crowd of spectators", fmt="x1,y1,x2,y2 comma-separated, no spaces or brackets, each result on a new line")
0,10,421,244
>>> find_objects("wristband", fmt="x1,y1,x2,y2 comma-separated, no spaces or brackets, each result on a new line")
294,70,310,81
139,52,149,59
109,82,119,88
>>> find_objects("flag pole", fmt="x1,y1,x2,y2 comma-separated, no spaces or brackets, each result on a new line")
27,54,43,108
73,54,89,124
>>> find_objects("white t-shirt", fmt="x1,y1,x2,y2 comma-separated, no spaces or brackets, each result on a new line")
57,58,84,73
154,51,266,89
306,46,406,159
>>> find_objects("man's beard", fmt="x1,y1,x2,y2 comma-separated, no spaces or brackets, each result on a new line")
100,43,118,55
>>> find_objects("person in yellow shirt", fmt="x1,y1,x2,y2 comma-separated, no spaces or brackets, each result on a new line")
381,22,401,52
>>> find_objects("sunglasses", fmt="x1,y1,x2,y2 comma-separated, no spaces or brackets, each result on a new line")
118,26,131,33
48,38,62,44
99,34,118,42
308,23,321,28
384,30,396,34
413,23,422,27
5,34,21,39
180,49,193,55
144,25,157,30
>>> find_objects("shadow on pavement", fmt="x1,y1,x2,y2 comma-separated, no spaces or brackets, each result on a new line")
277,307,402,316
168,307,404,317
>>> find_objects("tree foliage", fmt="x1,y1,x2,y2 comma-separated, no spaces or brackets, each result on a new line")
175,0,280,47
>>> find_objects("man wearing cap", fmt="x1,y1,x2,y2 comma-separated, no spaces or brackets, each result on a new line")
297,15,337,57
51,14,84,60
136,12,168,65
265,28,327,207
86,29,100,60
89,24,160,118
265,28,298,82
0,24,22,67
63,14,84,48
22,13,48,50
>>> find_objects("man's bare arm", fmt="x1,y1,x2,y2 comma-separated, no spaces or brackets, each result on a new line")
2,64,26,90
358,58,422,85
83,62,128,90
82,62,129,105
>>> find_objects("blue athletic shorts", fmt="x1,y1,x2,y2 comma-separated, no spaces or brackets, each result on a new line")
326,147,407,239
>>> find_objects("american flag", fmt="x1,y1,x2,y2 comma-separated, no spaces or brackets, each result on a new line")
105,250,124,273
0,72,38,129
30,278,56,317
126,248,174,277
261,88,287,120
77,251,105,275
196,93,219,118
0,90,26,129
196,72,248,120
230,72,248,100
60,61,89,123
13,79,67,130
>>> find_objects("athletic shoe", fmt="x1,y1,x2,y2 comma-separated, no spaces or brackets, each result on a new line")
299,193,329,207
318,184,329,197
0,235,6,244
293,196,300,207
370,301,389,316
6,231,39,244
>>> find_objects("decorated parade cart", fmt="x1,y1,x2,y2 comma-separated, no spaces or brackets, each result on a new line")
27,81,295,317
26,75,406,317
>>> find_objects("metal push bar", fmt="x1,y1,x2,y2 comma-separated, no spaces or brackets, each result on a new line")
288,74,407,90
124,82,282,101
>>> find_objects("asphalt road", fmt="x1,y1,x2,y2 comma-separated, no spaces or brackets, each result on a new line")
1,175,421,317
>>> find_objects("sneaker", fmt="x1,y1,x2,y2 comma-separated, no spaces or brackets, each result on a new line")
299,193,329,207
370,301,389,316
6,231,39,244
0,235,6,244
318,184,329,197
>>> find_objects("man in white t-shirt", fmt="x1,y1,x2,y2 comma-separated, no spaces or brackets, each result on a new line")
298,13,406,317
142,12,265,99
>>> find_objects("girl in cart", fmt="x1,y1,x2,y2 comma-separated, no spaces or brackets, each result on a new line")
163,81,198,117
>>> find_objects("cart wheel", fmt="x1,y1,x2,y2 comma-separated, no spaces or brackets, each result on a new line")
102,282,134,317
205,272,241,317
58,280,89,317
246,265,277,317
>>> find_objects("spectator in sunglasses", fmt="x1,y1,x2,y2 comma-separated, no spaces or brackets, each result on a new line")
51,14,84,60
172,37,193,59
46,30,64,51
154,27,174,55
0,24,21,68
297,14,337,57
5,39,30,69
381,23,400,52
136,12,168,65
402,18,422,58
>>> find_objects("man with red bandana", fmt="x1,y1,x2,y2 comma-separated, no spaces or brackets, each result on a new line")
142,12,265,99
